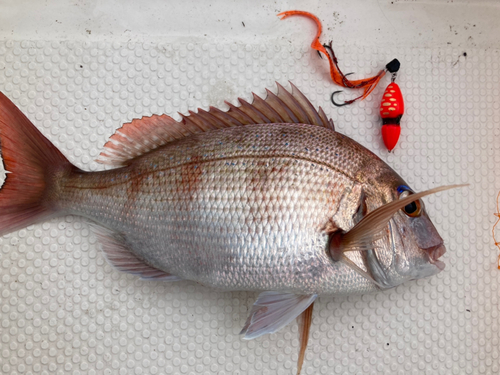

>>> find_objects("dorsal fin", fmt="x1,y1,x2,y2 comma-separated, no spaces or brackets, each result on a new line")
97,82,335,166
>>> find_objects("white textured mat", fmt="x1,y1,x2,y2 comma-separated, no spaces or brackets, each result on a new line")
1,2,499,375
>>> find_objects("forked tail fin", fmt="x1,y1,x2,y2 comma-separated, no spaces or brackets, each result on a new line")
0,92,72,236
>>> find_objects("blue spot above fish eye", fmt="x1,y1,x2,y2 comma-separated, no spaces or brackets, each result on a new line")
397,185,412,194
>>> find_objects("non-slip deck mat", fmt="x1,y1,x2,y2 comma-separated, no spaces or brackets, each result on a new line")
0,39,498,374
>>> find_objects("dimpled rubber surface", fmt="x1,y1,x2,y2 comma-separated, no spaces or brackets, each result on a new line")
0,40,498,375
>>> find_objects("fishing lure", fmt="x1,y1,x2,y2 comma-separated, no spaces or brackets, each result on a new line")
277,10,388,104
379,59,404,151
278,10,405,152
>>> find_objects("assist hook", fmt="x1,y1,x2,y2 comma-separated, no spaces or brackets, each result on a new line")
330,72,355,107
331,91,350,107
331,90,359,107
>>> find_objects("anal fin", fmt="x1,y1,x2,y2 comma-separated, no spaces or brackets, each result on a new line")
240,292,317,340
90,225,182,281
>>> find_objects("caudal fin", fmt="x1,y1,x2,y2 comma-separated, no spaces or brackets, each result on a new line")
0,92,72,236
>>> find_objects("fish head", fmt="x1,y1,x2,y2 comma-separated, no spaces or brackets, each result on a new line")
391,185,446,276
361,182,447,288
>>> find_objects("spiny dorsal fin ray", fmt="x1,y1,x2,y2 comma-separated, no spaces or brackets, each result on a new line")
265,88,299,123
249,92,284,123
97,82,335,166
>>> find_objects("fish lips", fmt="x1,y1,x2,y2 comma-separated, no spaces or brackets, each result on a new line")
425,243,446,271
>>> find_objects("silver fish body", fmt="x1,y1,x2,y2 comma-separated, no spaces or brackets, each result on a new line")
56,123,440,295
0,84,450,341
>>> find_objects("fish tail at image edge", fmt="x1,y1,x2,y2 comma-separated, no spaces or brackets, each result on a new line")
0,91,75,236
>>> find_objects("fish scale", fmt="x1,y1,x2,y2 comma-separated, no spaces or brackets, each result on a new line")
58,123,377,294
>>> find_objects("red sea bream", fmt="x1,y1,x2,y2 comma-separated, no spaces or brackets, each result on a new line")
0,83,459,341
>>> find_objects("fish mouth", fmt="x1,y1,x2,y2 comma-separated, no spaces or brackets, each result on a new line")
425,243,446,271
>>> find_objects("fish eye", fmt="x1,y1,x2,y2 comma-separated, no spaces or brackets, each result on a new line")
398,187,422,217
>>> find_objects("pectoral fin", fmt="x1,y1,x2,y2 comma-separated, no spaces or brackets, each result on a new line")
240,292,317,340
